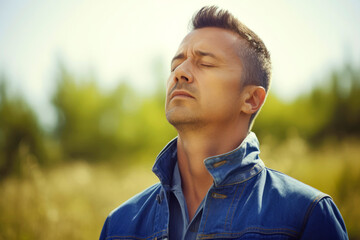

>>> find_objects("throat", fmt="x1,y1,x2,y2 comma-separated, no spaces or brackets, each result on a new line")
182,178,212,220
177,155,213,220
174,129,246,220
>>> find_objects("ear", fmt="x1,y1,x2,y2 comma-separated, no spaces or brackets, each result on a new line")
240,86,266,115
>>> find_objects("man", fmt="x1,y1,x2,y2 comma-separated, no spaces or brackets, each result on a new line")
100,6,348,240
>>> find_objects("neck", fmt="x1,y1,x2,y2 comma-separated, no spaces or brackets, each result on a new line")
175,122,248,219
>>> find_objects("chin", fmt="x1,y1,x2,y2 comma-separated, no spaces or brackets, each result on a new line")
166,110,196,125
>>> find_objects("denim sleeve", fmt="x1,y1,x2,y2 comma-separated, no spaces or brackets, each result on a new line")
300,197,348,240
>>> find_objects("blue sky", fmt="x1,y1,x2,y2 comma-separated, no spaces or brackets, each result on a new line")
0,0,359,127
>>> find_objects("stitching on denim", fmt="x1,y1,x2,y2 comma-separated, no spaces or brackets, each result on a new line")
229,182,247,230
205,146,246,162
106,229,167,240
215,164,264,187
223,183,240,231
212,160,227,168
204,137,259,163
199,226,300,234
298,193,329,238
201,192,212,233
197,226,299,239
211,192,227,199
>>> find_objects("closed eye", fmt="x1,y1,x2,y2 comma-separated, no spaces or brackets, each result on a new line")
201,63,215,68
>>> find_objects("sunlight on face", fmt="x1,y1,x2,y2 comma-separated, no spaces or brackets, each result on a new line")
165,27,245,130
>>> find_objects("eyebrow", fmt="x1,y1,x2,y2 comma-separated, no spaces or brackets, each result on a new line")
171,50,219,64
171,53,185,64
196,50,218,59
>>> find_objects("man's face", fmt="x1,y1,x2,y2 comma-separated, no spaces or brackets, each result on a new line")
165,27,245,130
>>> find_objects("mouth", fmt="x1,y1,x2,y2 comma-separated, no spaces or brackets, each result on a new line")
170,90,195,100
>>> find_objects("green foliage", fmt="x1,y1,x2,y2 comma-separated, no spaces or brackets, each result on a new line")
1,138,359,240
52,63,176,161
0,77,46,179
1,58,360,239
317,64,360,138
53,66,120,159
1,60,359,170
253,63,360,143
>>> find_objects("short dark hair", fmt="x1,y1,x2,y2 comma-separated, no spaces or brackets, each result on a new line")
190,6,271,126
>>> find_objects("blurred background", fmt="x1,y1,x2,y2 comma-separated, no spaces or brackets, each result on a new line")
0,0,359,239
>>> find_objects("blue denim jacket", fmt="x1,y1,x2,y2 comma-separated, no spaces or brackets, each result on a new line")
100,133,348,239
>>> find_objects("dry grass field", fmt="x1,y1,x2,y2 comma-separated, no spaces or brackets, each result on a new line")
0,137,359,240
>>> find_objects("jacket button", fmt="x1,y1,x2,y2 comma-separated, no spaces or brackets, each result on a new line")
156,194,162,204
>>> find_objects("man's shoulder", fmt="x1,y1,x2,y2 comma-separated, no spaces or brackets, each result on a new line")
108,182,162,219
259,168,348,239
254,167,330,226
100,183,168,239
263,167,327,200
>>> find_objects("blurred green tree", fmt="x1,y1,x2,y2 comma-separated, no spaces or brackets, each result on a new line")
254,62,360,143
52,62,176,162
316,63,360,139
0,76,46,179
52,65,121,160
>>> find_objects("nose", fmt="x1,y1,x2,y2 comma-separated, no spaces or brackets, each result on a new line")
173,60,193,84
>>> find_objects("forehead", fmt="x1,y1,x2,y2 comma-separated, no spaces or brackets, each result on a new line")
176,27,242,59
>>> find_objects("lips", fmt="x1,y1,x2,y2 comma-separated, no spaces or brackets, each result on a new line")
170,90,195,100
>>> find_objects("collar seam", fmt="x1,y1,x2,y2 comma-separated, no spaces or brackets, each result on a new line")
214,164,265,188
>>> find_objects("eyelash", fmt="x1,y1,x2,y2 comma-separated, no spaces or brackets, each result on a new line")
171,63,213,72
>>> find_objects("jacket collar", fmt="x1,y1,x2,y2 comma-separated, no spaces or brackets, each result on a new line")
152,132,265,188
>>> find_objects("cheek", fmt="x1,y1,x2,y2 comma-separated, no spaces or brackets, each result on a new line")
202,78,241,108
206,75,241,98
166,76,175,93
